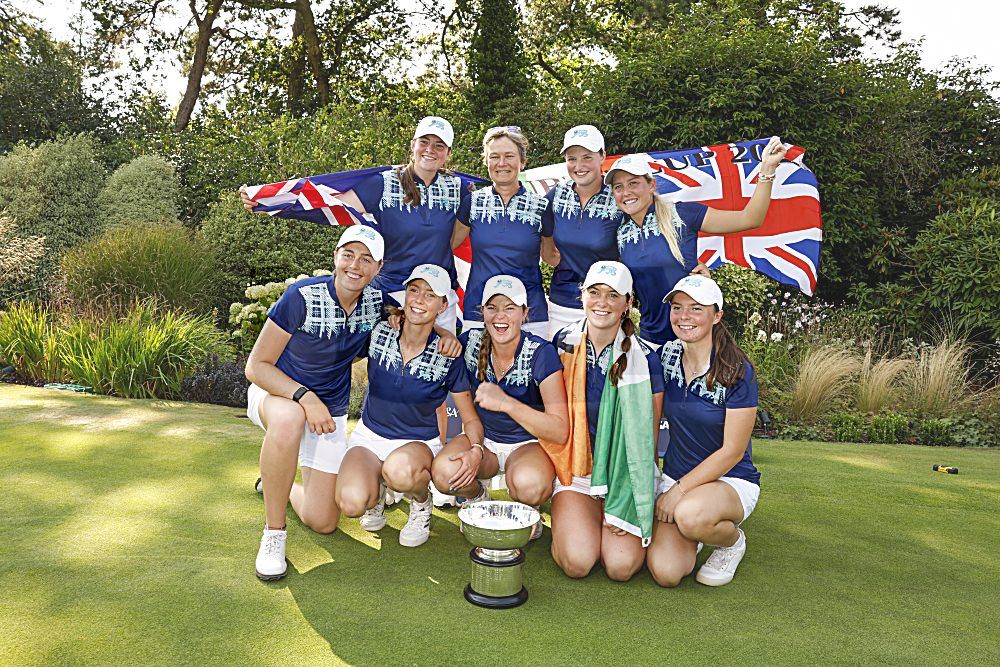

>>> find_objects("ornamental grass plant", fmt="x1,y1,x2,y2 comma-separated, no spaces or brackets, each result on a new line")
0,301,65,384
904,338,973,417
855,348,912,414
787,346,860,423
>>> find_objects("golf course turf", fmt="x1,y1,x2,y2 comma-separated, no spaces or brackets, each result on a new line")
1,384,997,665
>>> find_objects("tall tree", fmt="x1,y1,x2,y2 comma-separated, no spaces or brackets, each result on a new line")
468,0,531,118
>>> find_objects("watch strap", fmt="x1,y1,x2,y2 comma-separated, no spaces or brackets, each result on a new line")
292,386,310,402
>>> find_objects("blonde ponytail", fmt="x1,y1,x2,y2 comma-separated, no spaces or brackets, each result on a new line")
652,192,685,265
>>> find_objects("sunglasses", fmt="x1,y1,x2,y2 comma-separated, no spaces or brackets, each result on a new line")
487,125,523,135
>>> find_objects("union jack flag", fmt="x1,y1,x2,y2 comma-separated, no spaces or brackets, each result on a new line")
522,138,822,295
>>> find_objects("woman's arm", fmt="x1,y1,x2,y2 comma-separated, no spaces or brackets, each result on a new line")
452,390,485,446
651,391,663,457
474,373,569,444
240,186,367,216
245,319,336,434
700,139,787,234
446,390,487,490
541,236,561,267
450,218,471,249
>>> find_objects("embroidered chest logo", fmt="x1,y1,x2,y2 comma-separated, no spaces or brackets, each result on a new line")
298,284,381,338
463,330,538,387
370,322,452,383
587,340,614,373
551,183,621,221
616,208,686,251
470,189,547,231
380,170,462,212
660,341,728,405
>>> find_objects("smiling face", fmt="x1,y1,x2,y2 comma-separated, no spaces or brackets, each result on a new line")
403,278,447,325
564,146,605,190
582,283,631,333
669,291,723,344
409,134,451,175
486,136,526,188
483,294,526,345
334,242,381,292
610,172,657,217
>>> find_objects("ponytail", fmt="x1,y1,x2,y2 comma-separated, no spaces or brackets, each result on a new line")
652,192,685,265
608,316,636,386
706,318,749,389
396,160,456,208
477,328,493,382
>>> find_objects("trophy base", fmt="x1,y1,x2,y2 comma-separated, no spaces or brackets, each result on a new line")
464,584,529,609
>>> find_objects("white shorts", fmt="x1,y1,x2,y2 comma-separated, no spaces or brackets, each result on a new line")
390,290,458,334
246,383,348,474
658,472,760,524
461,319,550,338
483,437,535,473
347,419,443,461
552,474,593,496
546,300,585,341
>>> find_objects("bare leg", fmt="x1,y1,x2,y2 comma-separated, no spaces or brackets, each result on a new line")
335,447,383,517
504,443,555,507
550,490,602,578
600,528,646,582
258,395,307,529
646,518,699,587
431,434,499,497
382,442,434,501
289,467,341,534
673,481,744,547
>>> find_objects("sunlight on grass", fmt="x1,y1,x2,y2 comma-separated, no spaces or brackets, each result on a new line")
826,454,896,472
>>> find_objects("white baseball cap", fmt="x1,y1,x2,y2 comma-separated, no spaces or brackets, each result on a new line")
336,224,384,262
403,263,451,298
561,125,605,154
481,274,528,307
582,261,633,296
663,275,724,310
413,116,454,148
604,153,655,185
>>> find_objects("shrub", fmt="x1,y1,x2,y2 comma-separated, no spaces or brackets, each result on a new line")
713,264,771,333
59,301,231,399
0,301,64,384
949,415,999,448
856,349,911,414
198,193,342,311
917,418,955,446
831,412,866,443
95,155,180,228
228,271,332,351
738,317,797,417
867,412,909,444
904,339,973,417
788,346,860,423
0,135,107,300
62,222,217,314
0,213,46,289
180,354,249,408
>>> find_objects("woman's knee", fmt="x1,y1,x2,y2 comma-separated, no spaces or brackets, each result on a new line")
506,469,553,507
647,554,691,588
553,546,598,579
302,512,340,535
430,456,461,492
336,485,373,518
382,459,424,490
673,501,712,539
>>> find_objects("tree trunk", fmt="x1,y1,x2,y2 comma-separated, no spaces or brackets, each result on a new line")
287,9,305,114
295,0,329,106
175,0,224,132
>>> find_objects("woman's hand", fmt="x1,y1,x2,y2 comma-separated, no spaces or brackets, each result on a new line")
689,262,711,278
300,393,336,434
437,331,462,358
759,136,788,177
475,382,510,413
604,521,628,536
447,445,484,491
655,483,685,523
388,310,403,331
239,186,259,214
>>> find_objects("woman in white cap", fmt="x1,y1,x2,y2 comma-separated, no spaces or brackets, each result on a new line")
431,275,568,539
246,225,387,580
335,264,484,548
607,139,787,349
548,261,665,581
452,126,552,336
647,275,760,587
543,125,624,339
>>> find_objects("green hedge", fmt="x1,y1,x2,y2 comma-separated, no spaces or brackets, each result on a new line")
96,154,180,228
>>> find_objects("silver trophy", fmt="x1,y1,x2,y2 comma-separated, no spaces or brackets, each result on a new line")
459,501,540,609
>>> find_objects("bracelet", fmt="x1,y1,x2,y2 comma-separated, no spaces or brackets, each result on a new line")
470,442,485,453
674,481,687,496
757,171,776,183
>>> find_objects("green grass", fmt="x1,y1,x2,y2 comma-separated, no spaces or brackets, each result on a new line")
1,384,998,666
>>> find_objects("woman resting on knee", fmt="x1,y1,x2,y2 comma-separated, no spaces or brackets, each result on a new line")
335,264,483,548
246,225,386,581
431,275,568,540
646,275,761,588
549,261,665,581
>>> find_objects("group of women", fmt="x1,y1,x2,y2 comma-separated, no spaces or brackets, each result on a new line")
240,116,787,588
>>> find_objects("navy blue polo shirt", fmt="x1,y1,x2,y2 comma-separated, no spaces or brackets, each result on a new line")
456,185,552,322
361,321,470,440
617,201,708,345
553,325,665,448
459,329,563,443
544,182,624,309
353,169,467,294
659,340,760,485
267,276,384,417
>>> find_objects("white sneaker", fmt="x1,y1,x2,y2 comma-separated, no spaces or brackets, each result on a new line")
695,530,746,587
359,483,388,532
254,477,263,494
430,481,456,508
529,518,543,542
399,490,433,547
457,480,491,508
255,528,287,581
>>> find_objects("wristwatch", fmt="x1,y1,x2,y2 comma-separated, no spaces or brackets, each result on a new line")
292,386,310,402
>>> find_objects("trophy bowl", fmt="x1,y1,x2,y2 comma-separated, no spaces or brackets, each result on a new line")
458,501,540,609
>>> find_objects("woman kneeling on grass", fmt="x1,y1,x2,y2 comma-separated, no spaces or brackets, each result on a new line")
432,275,568,540
548,261,665,581
335,264,483,548
646,275,761,587
247,225,386,581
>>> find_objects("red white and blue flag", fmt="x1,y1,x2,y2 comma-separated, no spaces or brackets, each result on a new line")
244,137,821,297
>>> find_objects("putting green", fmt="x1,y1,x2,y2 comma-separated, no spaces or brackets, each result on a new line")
1,384,997,665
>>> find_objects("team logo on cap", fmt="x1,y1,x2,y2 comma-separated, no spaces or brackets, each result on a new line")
571,128,589,138
597,264,617,276
429,118,445,129
685,276,704,287
356,227,377,239
420,266,440,277
494,278,514,289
